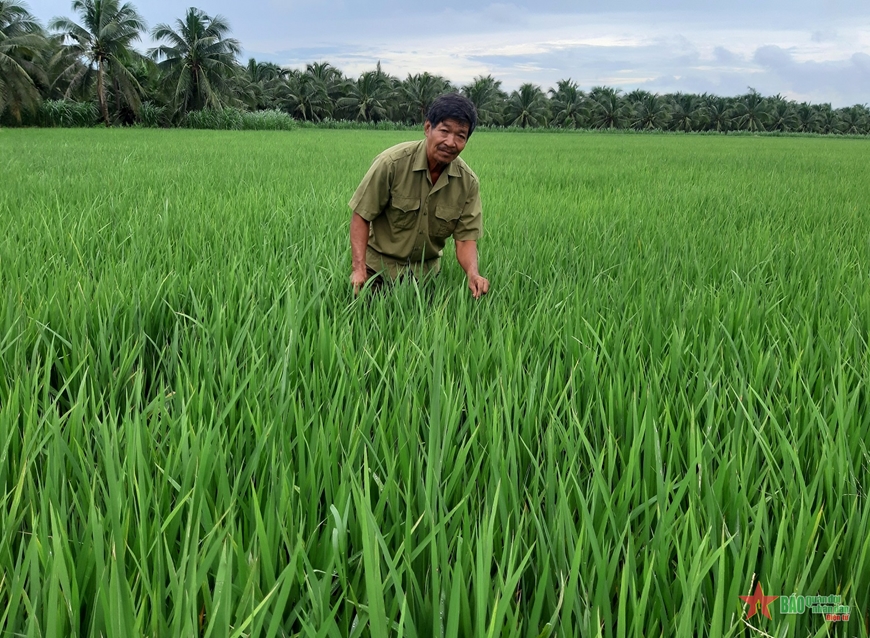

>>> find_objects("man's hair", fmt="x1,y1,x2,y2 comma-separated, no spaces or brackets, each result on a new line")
426,93,478,137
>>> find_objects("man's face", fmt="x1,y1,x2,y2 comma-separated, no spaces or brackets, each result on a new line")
424,118,470,167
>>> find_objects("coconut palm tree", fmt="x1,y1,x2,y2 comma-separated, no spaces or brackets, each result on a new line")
37,32,95,107
304,60,345,112
732,88,768,132
837,105,869,135
548,79,588,129
461,74,505,126
588,86,628,129
794,102,820,133
336,63,393,122
766,98,798,132
280,69,332,121
148,8,241,117
239,57,286,110
669,93,707,132
0,0,47,123
629,92,671,130
505,83,548,128
703,95,733,132
399,72,453,124
814,104,841,134
624,89,653,104
49,0,145,126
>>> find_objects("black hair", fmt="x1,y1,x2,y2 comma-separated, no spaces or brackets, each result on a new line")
426,93,478,137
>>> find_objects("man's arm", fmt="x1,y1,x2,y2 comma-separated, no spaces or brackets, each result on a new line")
455,239,489,299
348,154,391,295
350,212,370,295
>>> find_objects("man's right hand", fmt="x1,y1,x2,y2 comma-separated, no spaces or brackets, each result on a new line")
350,268,369,296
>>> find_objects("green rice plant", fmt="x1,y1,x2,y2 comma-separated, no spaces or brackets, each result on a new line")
0,129,869,637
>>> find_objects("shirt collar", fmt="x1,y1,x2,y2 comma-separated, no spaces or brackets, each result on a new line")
412,140,429,172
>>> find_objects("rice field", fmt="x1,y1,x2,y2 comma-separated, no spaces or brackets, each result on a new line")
1,127,869,637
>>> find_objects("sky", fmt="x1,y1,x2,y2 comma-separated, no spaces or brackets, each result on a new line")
25,0,870,107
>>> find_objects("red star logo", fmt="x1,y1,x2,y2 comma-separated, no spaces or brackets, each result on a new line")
740,583,779,619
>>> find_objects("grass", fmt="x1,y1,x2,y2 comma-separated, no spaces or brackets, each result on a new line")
1,127,869,637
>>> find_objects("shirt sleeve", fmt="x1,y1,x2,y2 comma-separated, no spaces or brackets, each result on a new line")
348,154,392,222
453,178,483,241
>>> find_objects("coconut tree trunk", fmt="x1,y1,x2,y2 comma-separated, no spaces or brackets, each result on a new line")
191,65,200,111
97,57,110,126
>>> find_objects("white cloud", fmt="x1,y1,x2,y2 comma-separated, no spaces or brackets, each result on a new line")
23,0,870,106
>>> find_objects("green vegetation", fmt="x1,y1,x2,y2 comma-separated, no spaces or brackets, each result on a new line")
47,0,147,126
2,128,869,636
1,0,868,133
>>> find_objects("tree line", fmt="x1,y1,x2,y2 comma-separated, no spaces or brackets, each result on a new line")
2,0,868,134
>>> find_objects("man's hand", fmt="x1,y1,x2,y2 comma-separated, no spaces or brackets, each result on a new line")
350,268,369,296
467,274,490,299
456,239,489,299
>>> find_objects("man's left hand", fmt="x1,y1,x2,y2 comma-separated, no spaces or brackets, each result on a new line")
467,274,490,299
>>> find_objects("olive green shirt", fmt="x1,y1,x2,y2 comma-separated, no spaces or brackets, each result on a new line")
349,139,482,279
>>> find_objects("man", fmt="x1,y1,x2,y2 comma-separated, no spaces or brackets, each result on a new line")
348,93,490,299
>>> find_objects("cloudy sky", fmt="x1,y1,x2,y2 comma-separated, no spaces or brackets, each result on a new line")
26,0,870,106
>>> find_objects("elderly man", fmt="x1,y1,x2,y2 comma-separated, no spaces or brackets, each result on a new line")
349,93,490,298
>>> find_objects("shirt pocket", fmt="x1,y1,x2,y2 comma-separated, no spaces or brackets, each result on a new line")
431,204,461,238
387,196,420,230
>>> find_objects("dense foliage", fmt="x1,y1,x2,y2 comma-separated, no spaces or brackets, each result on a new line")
1,0,868,133
2,128,869,636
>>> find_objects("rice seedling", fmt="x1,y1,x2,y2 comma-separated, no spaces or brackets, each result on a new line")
1,128,868,637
